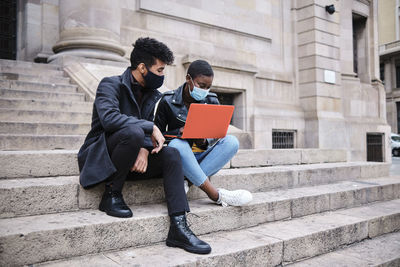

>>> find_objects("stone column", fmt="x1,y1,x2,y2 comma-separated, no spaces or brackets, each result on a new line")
295,0,346,148
49,0,126,62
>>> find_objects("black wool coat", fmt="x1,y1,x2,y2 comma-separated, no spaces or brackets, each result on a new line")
78,67,162,188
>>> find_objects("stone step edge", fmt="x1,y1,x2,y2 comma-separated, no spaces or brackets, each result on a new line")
0,150,390,179
4,199,399,266
0,108,92,116
0,59,62,70
1,172,398,218
0,97,92,105
36,223,400,267
287,232,400,266
0,79,77,88
0,88,85,96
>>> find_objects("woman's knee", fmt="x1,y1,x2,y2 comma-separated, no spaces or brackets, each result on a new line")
168,138,191,151
222,135,239,152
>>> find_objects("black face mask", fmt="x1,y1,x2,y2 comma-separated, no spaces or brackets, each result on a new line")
142,66,164,90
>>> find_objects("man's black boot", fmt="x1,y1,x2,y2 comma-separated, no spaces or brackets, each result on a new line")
166,214,211,254
99,185,132,218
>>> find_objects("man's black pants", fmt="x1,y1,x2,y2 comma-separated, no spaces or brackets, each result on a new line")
105,124,190,215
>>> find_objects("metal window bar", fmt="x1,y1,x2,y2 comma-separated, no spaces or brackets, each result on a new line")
366,133,384,162
272,131,294,149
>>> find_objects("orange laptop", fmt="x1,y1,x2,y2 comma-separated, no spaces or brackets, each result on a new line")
166,103,234,139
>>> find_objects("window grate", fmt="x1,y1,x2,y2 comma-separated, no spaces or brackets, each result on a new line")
272,131,295,149
366,133,384,162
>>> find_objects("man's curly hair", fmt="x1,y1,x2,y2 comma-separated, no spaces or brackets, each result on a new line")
130,37,174,69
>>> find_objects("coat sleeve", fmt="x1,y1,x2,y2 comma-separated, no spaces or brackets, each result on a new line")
154,97,181,136
95,77,154,134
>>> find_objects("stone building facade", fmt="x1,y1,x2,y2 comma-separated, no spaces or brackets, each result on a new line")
378,0,400,135
9,0,390,162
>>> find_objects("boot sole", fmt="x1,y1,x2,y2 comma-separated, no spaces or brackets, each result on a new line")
99,206,133,218
166,239,211,254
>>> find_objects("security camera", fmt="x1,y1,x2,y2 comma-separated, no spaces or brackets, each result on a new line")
325,5,335,15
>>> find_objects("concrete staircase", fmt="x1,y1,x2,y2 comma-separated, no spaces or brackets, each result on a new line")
0,59,399,267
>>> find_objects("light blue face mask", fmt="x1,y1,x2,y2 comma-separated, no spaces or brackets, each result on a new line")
189,77,210,101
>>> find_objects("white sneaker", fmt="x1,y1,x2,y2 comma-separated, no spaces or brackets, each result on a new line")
216,188,253,207
184,179,190,194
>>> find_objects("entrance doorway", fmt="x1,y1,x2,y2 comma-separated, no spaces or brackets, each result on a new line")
0,0,17,60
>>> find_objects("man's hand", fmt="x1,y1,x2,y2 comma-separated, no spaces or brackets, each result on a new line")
151,125,165,154
131,148,149,173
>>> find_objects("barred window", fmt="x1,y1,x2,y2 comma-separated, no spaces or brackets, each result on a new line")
272,130,295,149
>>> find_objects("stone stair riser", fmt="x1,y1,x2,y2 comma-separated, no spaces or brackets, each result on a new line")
1,200,399,266
0,80,78,93
0,135,85,150
232,149,347,167
0,122,90,135
0,59,61,70
0,98,92,113
0,109,91,124
0,73,70,84
0,151,79,179
0,89,85,102
1,174,398,219
0,66,64,77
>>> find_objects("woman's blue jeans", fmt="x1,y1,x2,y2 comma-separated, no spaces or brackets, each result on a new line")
168,135,239,186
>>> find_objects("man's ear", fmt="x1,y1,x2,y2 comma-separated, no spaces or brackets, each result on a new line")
138,63,146,74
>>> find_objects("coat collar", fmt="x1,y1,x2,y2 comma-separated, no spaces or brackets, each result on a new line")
121,67,162,101
171,83,185,106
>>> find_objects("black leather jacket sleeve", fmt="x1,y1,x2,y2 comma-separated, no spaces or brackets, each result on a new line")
154,97,181,136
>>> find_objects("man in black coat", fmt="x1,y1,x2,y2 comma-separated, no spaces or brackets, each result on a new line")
77,37,211,254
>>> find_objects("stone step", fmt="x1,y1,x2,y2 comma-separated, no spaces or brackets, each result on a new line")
0,79,78,93
37,206,400,267
0,98,92,112
0,149,357,179
288,232,400,267
232,148,347,167
2,198,399,266
0,89,85,102
0,150,79,179
0,134,85,150
0,108,91,123
0,72,71,84
0,169,398,219
0,59,61,70
0,121,90,135
0,66,65,77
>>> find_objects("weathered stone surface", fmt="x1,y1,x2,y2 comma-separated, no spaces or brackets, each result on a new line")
300,149,347,164
337,199,400,238
0,134,85,150
0,121,90,135
0,108,91,123
0,176,78,218
0,150,79,178
38,228,283,267
0,79,78,93
0,88,85,102
231,149,301,167
0,72,70,84
29,200,400,267
0,98,92,113
289,232,400,267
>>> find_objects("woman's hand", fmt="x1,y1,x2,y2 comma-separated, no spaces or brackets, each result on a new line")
131,148,149,173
